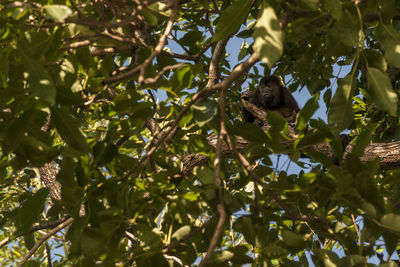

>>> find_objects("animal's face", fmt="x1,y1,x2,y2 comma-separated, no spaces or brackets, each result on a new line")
257,76,282,108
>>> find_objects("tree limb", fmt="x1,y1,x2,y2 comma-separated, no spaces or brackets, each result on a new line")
17,217,74,267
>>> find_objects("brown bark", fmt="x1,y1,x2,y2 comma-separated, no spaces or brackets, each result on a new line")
181,100,400,174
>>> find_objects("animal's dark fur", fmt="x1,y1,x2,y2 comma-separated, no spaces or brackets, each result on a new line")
241,75,299,125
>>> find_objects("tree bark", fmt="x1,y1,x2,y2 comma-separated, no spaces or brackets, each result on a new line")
181,100,400,174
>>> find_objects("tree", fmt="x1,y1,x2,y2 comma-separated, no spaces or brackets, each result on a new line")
1,0,400,266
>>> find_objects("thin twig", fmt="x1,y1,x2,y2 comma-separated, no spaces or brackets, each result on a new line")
142,63,186,84
351,214,361,243
198,88,227,267
45,241,53,267
161,41,214,61
180,8,221,14
0,217,71,249
223,132,261,215
129,53,259,177
103,1,179,85
198,39,228,267
18,217,74,267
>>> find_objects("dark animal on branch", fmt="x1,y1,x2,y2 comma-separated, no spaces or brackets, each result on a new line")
241,75,300,126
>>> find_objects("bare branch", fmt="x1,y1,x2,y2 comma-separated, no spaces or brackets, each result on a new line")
207,40,228,87
103,1,179,85
142,63,186,84
199,73,228,267
130,53,259,176
161,41,214,61
45,241,53,267
18,217,74,267
0,217,71,250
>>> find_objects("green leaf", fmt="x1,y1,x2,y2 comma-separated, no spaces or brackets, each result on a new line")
229,245,254,264
376,24,400,68
16,188,49,233
5,109,38,152
17,32,50,59
238,41,249,61
298,0,318,10
379,263,399,267
381,213,400,233
296,129,330,148
171,64,192,91
80,228,106,257
384,45,400,68
61,186,84,216
24,58,56,104
233,122,268,144
183,191,199,201
51,107,89,153
0,51,9,87
367,67,397,116
172,225,191,240
196,166,214,185
44,5,72,22
362,49,387,73
253,2,283,68
141,7,159,25
328,75,354,134
351,124,375,158
380,0,397,21
282,230,307,250
192,101,217,127
180,31,203,47
383,231,398,256
233,216,256,245
296,94,318,131
325,0,342,20
209,250,234,263
212,0,252,41
24,233,35,250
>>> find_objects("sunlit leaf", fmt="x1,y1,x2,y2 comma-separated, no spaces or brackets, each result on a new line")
376,24,400,68
384,44,400,68
299,0,318,10
209,250,234,263
44,5,72,22
51,107,89,153
296,94,318,131
253,2,283,68
192,101,217,127
172,225,191,240
328,75,354,134
381,213,400,233
213,0,252,41
238,41,249,61
282,230,307,249
325,0,342,20
367,67,397,116
24,58,56,104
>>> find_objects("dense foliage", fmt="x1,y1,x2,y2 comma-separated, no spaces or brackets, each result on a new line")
1,0,400,266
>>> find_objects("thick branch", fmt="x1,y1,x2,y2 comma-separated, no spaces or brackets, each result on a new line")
131,53,259,176
181,100,400,173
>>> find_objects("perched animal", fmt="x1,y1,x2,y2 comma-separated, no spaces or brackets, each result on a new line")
241,75,299,125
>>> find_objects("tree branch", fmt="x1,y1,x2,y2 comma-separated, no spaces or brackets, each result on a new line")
129,53,259,177
18,217,74,267
103,1,179,85
199,44,228,264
